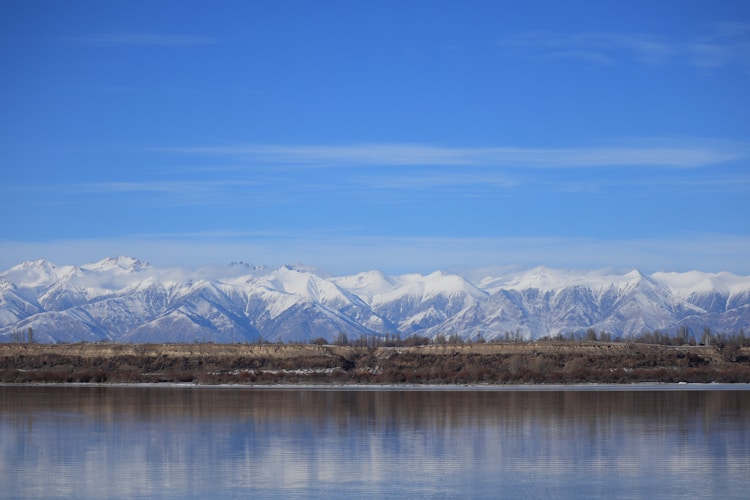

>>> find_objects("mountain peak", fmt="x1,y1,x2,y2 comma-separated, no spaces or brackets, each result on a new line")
276,263,329,277
229,261,265,271
623,269,646,279
81,256,150,273
2,258,750,343
11,259,57,271
1,259,66,288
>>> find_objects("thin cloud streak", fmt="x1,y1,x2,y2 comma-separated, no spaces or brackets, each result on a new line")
354,172,520,190
163,141,744,169
62,33,219,47
29,180,267,209
2,234,749,275
3,158,744,211
498,27,750,71
77,180,259,194
690,22,750,70
498,31,674,66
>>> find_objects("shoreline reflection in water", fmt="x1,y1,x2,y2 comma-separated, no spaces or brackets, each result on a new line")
1,386,748,499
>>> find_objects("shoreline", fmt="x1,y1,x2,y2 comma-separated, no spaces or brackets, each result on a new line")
2,341,750,385
3,381,750,391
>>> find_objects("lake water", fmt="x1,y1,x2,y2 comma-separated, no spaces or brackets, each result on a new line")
1,385,749,499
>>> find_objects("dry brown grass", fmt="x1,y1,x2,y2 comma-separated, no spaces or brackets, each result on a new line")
1,342,749,384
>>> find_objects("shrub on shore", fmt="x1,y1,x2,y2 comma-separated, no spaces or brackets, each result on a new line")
1,342,749,385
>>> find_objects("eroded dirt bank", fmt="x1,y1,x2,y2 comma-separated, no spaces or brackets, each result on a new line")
1,342,749,384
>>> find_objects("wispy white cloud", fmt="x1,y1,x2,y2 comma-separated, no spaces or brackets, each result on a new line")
0,179,265,209
498,25,750,72
77,180,258,195
497,31,673,66
2,233,750,275
170,144,479,166
711,22,750,38
354,171,519,190
3,138,744,211
62,33,218,47
537,173,750,195
548,50,614,65
689,22,750,70
70,84,145,93
689,43,750,70
163,140,744,169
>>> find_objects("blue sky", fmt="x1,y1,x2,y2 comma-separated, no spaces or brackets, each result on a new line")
1,0,749,274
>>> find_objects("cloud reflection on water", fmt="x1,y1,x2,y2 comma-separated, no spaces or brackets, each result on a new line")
1,387,748,499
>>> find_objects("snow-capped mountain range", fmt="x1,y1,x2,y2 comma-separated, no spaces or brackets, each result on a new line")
1,256,749,344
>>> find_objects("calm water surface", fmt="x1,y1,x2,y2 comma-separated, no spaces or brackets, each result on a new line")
1,385,749,499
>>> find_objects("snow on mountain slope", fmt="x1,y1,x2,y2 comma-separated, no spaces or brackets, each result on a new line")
333,270,397,300
80,256,150,274
652,270,749,296
474,269,678,338
652,271,750,314
479,266,656,294
0,281,42,326
261,265,357,307
122,310,231,343
333,271,488,335
1,257,749,343
1,260,73,289
244,266,389,340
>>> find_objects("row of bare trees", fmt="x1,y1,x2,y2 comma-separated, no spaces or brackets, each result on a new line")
9,327,33,343
311,327,750,347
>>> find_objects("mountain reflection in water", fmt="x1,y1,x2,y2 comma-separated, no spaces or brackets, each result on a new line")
1,386,749,499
